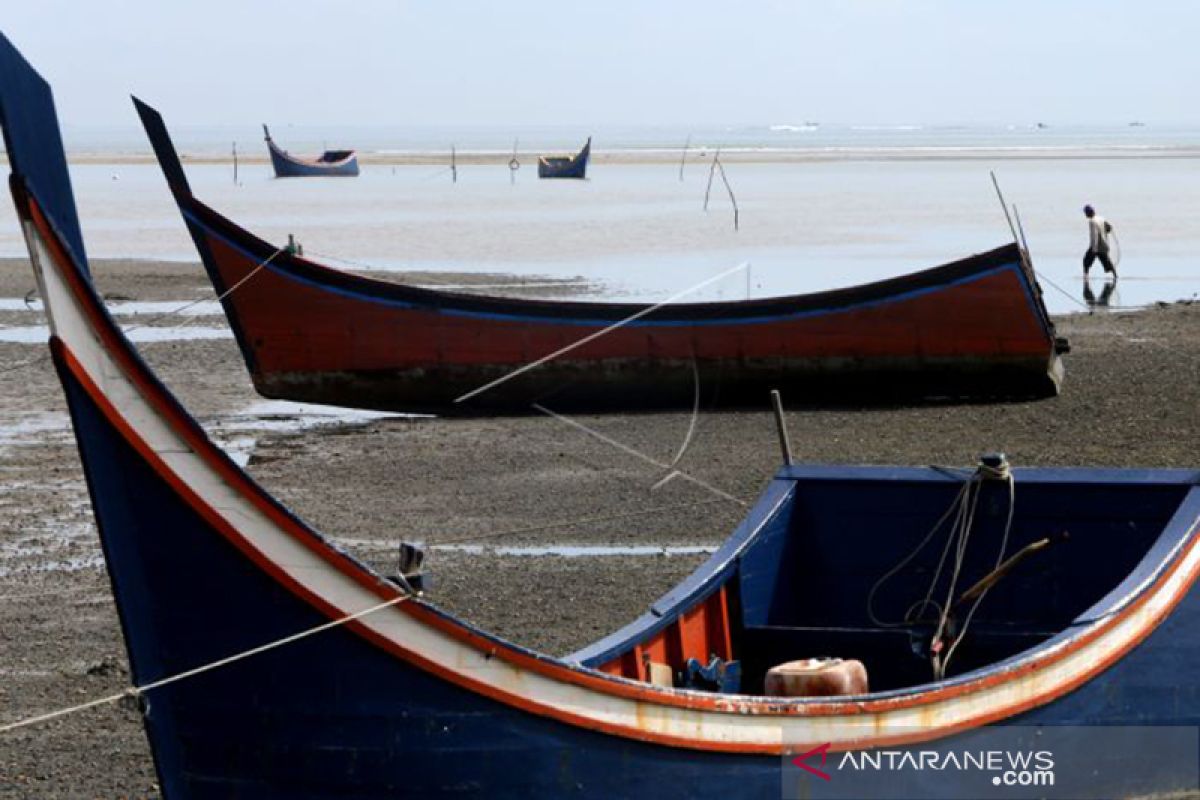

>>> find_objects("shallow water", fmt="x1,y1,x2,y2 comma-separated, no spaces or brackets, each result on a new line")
0,157,1197,314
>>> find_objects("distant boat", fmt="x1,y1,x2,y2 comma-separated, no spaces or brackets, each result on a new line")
537,136,590,179
1129,121,1146,128
263,124,359,177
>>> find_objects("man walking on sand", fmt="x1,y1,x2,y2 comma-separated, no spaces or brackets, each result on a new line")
1083,205,1117,279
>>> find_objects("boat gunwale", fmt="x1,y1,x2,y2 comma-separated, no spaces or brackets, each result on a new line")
265,129,358,169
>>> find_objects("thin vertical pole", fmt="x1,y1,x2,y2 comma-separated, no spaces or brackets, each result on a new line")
678,134,691,182
770,390,794,466
989,170,1020,245
703,147,721,211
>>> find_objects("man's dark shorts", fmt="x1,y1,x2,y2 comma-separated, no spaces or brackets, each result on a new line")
1083,249,1116,274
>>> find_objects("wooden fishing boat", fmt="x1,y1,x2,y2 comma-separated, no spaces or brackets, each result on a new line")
263,124,359,177
538,136,591,178
136,103,1066,414
4,38,1200,798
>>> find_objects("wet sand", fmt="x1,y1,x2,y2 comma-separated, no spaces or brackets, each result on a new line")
0,258,1197,797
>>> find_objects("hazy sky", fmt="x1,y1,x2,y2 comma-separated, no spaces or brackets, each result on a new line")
4,1,1197,128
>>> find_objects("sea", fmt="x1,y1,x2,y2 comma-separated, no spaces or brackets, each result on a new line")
2,122,1198,314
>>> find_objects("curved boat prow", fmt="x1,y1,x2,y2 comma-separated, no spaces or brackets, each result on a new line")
134,97,193,199
0,32,89,274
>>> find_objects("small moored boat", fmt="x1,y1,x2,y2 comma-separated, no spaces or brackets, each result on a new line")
263,123,359,177
538,136,591,178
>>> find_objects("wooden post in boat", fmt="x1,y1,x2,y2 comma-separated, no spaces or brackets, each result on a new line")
770,389,793,465
990,171,1034,276
989,171,1021,246
1013,204,1032,256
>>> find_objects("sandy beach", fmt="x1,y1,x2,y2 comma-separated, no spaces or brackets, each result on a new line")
0,256,1196,797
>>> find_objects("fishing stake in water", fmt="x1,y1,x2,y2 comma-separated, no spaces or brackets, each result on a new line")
678,133,691,182
508,138,520,184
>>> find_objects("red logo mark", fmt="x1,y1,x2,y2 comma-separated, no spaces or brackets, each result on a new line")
792,742,832,781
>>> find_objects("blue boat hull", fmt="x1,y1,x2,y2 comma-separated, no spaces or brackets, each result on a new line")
267,140,359,177
538,137,590,179
55,342,1200,797
61,357,784,797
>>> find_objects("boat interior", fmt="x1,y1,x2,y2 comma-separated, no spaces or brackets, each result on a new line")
571,466,1196,696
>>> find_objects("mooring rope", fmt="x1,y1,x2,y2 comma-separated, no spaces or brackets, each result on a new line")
455,261,749,405
1035,268,1091,312
532,402,748,507
0,591,410,735
119,246,285,338
0,247,285,387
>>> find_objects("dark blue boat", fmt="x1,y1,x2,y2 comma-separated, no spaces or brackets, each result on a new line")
537,136,590,178
263,123,359,177
3,34,1200,799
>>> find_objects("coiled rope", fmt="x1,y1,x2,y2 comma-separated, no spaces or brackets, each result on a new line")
866,459,1015,681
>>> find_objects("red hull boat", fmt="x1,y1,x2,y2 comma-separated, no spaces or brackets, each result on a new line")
138,101,1065,414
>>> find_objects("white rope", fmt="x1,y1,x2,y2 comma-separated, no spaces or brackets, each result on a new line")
454,262,749,405
940,472,1015,677
0,591,409,735
118,247,285,338
0,246,286,422
532,402,747,507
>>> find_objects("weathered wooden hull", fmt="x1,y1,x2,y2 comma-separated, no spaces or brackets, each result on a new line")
139,106,1064,414
538,137,590,178
3,35,1199,798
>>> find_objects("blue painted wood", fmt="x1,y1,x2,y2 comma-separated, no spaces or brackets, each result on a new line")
0,33,88,272
57,357,782,797
537,137,590,179
56,351,1200,796
264,125,360,177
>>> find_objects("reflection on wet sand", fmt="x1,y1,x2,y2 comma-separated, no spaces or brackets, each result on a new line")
1084,276,1117,309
